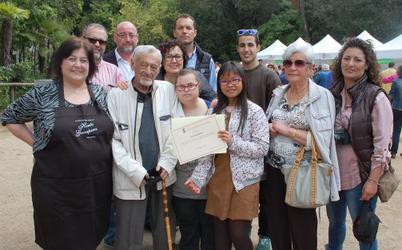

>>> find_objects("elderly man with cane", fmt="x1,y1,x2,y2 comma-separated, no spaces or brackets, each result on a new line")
107,45,182,250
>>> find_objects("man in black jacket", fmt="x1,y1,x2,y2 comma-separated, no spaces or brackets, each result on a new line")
173,14,217,92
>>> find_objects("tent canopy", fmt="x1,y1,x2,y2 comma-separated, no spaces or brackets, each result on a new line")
312,34,342,60
357,30,383,49
256,40,287,60
377,33,402,59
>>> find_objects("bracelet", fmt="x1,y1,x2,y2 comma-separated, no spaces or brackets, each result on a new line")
367,177,379,185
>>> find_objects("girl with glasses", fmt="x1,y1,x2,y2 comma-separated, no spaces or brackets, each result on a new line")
172,68,215,250
185,61,269,250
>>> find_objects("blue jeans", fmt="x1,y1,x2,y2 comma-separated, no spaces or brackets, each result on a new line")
104,196,116,245
326,183,378,250
391,109,402,155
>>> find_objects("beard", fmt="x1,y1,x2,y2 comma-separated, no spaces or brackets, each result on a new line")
93,52,103,61
139,77,153,87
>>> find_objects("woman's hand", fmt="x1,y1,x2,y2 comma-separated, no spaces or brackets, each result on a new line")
218,130,232,144
271,121,293,137
184,179,201,194
361,180,378,201
269,123,279,137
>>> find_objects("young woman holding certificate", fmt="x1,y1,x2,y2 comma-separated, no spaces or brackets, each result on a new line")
185,61,269,250
172,68,215,250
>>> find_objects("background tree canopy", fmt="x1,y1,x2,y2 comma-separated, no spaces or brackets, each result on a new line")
1,0,402,81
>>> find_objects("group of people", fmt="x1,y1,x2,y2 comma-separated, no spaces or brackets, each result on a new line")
1,12,394,250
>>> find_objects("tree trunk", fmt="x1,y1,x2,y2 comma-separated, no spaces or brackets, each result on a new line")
2,17,12,66
298,0,311,42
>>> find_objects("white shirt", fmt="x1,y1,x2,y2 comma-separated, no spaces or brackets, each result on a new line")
115,49,135,82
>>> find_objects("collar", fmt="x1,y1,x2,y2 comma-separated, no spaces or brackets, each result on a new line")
273,78,321,104
132,80,153,102
114,48,131,63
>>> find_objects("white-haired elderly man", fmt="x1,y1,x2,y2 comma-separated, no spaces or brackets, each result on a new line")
313,63,333,89
107,45,182,250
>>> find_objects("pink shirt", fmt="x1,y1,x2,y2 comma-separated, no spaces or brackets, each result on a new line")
336,90,392,190
91,59,124,92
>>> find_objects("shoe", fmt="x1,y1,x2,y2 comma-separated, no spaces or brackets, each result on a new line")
256,236,271,250
392,154,396,159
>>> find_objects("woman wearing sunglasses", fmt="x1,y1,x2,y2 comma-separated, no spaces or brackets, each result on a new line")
158,39,216,103
264,41,340,250
326,38,392,250
185,61,269,250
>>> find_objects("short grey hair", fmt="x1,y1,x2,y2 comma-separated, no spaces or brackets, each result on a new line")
322,63,330,70
82,23,108,38
283,41,314,63
133,45,162,63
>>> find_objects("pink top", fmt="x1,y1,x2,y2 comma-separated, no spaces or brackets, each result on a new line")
336,90,392,190
91,59,124,92
382,73,399,84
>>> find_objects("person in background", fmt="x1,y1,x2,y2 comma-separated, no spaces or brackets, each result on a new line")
1,37,114,250
380,61,397,93
186,61,269,250
265,41,340,250
389,65,402,158
173,68,215,250
236,28,280,250
327,37,392,250
173,14,217,91
267,63,280,75
158,39,216,103
82,23,126,92
103,21,139,82
313,63,333,89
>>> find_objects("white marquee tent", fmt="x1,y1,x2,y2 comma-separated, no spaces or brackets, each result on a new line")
356,30,383,49
376,33,402,59
312,34,342,60
256,40,287,60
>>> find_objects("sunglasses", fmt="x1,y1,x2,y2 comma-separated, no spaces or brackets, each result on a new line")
84,37,107,46
237,29,258,36
283,59,311,68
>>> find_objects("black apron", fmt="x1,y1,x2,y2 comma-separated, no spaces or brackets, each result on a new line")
31,83,114,250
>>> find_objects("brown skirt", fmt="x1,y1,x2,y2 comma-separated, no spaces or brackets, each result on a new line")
205,152,259,221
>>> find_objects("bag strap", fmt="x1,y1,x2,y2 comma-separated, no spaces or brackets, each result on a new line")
310,132,323,164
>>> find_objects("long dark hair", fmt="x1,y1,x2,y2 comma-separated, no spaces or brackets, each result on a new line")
213,61,248,133
332,37,380,87
51,37,96,84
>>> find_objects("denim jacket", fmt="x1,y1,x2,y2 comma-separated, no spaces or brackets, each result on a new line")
266,79,340,201
389,77,402,110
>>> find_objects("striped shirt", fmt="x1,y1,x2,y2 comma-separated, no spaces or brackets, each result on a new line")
91,59,124,92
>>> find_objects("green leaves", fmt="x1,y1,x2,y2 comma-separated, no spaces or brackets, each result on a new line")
0,2,29,20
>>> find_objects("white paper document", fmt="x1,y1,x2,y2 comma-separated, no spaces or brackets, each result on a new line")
171,114,227,164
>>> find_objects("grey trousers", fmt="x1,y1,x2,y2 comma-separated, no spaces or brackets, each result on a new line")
114,184,175,250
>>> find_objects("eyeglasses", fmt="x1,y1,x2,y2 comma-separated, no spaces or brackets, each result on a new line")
282,59,311,68
165,54,183,62
176,83,198,91
84,37,107,45
237,29,258,36
219,77,242,86
116,32,138,39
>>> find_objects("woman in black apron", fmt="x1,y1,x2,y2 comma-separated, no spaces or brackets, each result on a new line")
1,37,113,250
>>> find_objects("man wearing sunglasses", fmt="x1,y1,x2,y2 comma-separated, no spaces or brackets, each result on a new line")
82,23,127,92
103,21,139,82
173,14,217,91
236,28,281,250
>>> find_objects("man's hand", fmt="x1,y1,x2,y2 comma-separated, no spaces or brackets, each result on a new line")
156,165,168,180
184,179,201,194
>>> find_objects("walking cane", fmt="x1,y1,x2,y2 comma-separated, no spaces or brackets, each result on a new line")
161,179,173,250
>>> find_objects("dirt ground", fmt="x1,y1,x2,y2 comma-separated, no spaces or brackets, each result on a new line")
0,125,401,250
